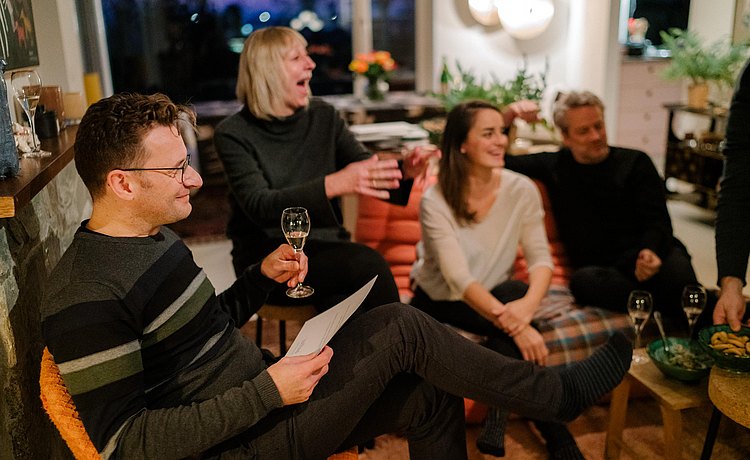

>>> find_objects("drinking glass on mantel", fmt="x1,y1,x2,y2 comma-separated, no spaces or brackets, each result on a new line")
10,70,50,158
627,290,653,363
281,207,314,298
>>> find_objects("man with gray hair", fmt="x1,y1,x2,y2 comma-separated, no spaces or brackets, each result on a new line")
506,90,703,333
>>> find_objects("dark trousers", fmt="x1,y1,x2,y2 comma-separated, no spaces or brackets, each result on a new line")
410,280,529,356
244,304,568,460
568,243,710,333
231,237,400,312
411,282,576,451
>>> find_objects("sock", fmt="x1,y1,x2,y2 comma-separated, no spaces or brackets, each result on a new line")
476,407,507,457
556,332,631,421
533,420,584,460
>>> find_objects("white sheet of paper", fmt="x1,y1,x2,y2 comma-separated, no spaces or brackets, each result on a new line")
285,276,378,357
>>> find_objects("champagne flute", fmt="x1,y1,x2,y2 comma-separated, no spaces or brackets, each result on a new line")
627,290,653,363
682,284,707,340
281,207,314,298
10,70,50,158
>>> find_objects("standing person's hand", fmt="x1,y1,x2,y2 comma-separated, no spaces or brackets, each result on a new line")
260,244,309,288
715,276,748,331
267,346,333,405
635,248,662,282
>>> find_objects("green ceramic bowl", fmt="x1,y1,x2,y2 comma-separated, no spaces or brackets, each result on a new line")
698,325,750,373
647,337,713,382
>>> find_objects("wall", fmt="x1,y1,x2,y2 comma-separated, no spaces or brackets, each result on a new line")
0,2,91,458
432,0,737,127
0,163,91,459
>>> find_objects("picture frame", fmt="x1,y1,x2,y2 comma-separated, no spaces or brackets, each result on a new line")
0,0,40,70
733,0,750,45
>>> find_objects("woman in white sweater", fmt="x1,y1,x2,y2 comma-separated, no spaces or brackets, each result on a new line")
411,100,583,459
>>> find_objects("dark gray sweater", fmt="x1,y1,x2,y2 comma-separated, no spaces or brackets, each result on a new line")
214,98,371,243
41,225,283,459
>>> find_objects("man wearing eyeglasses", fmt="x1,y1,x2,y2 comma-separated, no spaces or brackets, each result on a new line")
40,92,630,459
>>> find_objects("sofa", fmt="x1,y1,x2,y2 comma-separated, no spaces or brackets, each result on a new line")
355,176,633,368
355,176,633,422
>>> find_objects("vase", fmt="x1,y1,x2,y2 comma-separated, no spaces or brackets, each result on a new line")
365,77,388,101
687,83,709,109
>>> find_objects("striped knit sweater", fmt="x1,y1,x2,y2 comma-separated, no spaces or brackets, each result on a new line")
41,225,284,459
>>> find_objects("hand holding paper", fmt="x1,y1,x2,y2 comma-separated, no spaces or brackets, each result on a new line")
285,276,378,357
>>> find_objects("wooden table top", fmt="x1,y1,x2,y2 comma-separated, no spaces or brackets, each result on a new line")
628,349,709,411
708,367,750,429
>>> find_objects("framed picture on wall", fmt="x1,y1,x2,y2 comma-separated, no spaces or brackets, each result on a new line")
733,0,750,45
0,0,40,70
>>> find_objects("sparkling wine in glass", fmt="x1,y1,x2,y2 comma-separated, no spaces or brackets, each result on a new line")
682,284,707,340
627,290,653,364
281,207,314,298
10,70,50,158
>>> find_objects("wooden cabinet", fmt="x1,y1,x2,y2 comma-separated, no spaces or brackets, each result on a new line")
616,58,682,175
664,104,726,208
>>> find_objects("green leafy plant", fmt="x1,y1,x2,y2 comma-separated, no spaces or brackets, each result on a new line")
659,28,748,88
434,59,548,111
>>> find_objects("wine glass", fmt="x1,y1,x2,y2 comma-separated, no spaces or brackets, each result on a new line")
281,207,314,298
11,70,50,158
682,284,707,340
627,290,653,363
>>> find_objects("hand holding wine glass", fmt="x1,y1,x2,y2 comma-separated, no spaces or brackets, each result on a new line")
281,207,314,298
627,290,653,363
682,284,707,340
10,70,50,158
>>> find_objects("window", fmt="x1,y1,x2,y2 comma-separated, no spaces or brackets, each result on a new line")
99,0,415,103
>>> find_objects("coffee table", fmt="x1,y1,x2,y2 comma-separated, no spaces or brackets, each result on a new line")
605,348,709,460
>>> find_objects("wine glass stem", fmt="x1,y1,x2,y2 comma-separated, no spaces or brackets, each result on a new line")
293,249,303,289
28,110,39,150
634,330,642,349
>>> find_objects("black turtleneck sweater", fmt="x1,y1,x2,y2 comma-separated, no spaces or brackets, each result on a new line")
505,147,676,274
214,98,371,244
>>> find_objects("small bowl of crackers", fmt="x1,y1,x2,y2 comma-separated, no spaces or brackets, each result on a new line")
698,325,750,373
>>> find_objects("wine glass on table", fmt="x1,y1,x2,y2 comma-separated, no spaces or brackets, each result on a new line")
11,70,49,158
281,207,314,298
682,284,707,341
627,290,653,364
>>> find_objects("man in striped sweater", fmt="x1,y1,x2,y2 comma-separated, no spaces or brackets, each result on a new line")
42,92,631,459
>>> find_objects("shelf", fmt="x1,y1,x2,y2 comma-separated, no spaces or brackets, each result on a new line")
0,125,78,218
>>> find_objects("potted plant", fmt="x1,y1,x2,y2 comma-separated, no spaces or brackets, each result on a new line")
425,59,555,146
659,28,748,109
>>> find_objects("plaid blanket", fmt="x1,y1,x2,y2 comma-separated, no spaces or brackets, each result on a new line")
533,287,633,367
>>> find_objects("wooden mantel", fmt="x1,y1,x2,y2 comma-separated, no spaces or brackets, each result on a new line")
0,125,78,218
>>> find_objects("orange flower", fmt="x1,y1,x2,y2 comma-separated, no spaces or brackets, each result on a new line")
348,50,397,79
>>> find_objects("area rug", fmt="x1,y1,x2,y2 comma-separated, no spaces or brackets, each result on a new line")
358,401,750,459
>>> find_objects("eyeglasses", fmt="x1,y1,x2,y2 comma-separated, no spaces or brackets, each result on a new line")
116,154,191,184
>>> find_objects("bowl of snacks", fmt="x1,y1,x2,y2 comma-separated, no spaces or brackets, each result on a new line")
698,325,750,373
647,337,713,382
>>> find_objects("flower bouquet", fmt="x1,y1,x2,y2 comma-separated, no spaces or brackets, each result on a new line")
349,50,397,101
